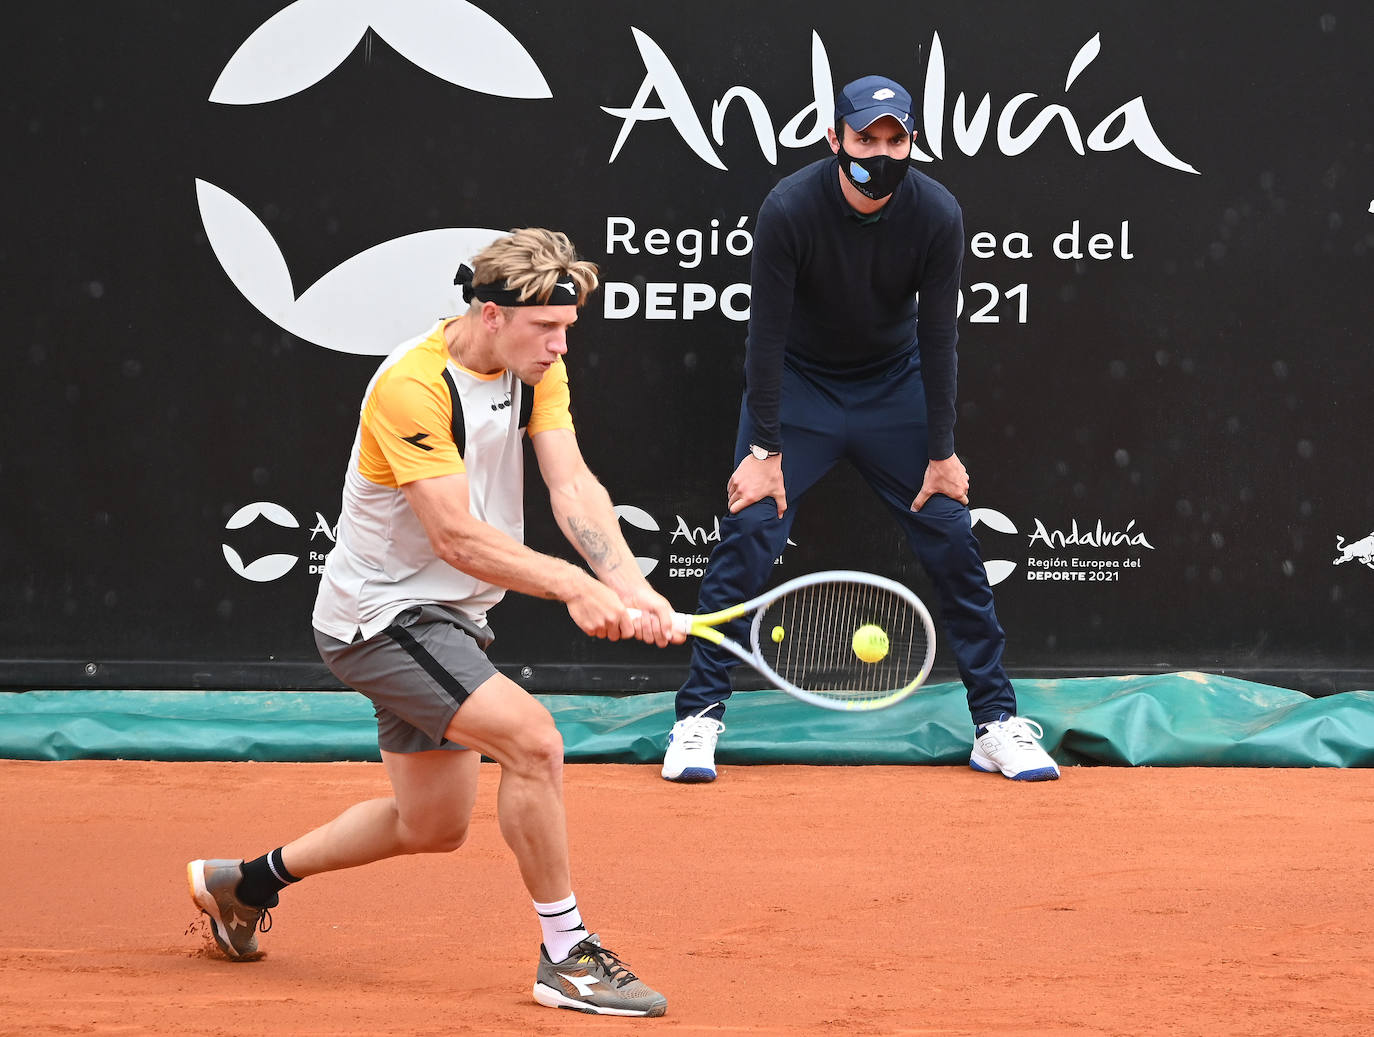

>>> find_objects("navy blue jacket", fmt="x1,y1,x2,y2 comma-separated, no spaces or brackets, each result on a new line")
744,157,964,460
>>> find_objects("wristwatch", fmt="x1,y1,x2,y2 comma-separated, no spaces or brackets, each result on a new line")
749,444,780,461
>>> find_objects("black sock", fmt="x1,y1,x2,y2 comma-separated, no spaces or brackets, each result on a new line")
236,848,301,908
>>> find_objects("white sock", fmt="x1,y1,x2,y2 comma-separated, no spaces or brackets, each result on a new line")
534,892,588,962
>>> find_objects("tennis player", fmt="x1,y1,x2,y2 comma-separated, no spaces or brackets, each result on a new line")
661,76,1060,784
189,228,677,1017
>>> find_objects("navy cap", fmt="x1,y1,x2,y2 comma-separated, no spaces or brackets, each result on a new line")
834,75,915,134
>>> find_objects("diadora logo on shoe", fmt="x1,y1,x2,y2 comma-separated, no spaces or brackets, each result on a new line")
223,905,257,929
1334,530,1374,570
199,0,550,355
558,971,601,996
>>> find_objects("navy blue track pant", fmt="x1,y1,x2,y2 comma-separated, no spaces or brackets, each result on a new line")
674,350,1018,726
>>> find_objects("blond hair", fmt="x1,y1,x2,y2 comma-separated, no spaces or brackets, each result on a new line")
470,227,599,307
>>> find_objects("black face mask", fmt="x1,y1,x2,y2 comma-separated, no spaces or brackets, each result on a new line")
836,144,911,200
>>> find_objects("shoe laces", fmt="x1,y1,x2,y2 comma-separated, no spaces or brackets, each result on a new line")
235,890,275,934
989,715,1044,748
573,942,639,989
674,710,724,749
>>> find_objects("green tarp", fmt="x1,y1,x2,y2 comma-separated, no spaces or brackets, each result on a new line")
3,673,1373,766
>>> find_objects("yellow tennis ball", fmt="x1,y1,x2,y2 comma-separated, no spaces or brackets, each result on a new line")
771,625,786,643
852,624,889,664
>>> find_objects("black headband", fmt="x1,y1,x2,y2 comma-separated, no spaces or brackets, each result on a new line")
453,264,580,307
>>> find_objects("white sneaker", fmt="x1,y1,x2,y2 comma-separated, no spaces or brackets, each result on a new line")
661,707,725,783
970,715,1060,781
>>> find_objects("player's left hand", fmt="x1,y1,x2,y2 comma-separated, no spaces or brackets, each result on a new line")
911,453,970,511
624,585,684,647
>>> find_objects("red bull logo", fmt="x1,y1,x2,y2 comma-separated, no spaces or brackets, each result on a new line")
1333,532,1374,570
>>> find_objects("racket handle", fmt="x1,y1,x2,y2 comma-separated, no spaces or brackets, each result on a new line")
625,608,694,636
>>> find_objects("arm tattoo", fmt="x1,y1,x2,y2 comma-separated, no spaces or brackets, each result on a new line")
568,516,620,572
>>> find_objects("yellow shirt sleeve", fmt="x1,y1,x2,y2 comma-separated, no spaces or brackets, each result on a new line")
359,369,465,487
527,358,576,437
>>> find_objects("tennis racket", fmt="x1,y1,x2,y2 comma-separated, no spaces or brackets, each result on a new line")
632,570,935,711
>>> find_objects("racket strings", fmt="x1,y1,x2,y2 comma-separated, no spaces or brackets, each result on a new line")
756,580,931,706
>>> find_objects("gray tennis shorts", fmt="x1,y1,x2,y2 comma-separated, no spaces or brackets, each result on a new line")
314,603,499,753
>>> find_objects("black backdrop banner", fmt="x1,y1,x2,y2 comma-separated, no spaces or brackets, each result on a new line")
4,2,1372,694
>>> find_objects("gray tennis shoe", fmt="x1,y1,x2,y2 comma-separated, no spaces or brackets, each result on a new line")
187,858,273,960
533,934,667,1016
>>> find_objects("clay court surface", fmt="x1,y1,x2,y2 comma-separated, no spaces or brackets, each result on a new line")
3,760,1373,1036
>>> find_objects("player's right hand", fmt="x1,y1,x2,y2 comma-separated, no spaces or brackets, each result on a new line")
727,453,787,518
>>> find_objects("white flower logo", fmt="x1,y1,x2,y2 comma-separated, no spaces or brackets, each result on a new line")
222,502,301,582
614,504,662,577
970,507,1019,585
197,180,505,355
210,0,550,104
201,0,550,355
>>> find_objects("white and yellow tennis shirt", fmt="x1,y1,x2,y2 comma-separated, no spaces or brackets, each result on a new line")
312,319,574,641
